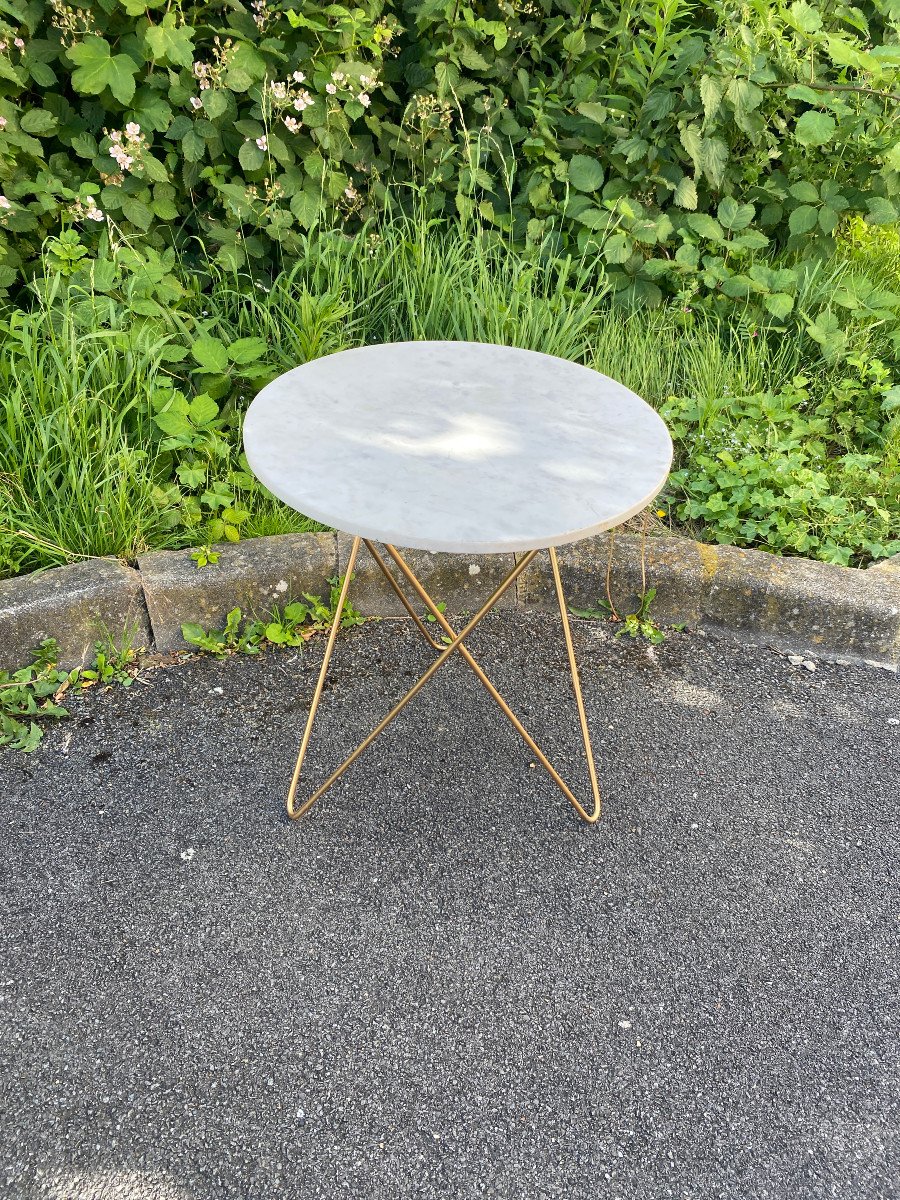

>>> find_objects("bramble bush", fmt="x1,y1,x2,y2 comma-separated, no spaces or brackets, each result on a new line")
0,0,898,320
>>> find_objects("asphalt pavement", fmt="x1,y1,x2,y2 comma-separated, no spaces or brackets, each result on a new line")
0,613,897,1200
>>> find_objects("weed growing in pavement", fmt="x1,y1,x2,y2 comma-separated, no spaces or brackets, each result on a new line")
180,576,365,660
0,636,139,752
570,589,668,645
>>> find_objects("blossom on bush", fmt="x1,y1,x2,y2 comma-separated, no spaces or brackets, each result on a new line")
104,124,148,175
70,198,103,223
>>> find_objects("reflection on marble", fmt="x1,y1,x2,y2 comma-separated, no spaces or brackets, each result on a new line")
243,341,673,553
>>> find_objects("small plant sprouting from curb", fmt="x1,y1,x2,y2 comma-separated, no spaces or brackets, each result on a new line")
568,515,676,645
570,589,668,645
191,545,220,569
180,576,365,660
0,636,138,753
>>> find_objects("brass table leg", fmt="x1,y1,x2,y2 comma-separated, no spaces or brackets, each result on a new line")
286,541,601,824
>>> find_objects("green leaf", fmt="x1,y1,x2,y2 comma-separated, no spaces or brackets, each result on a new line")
789,204,819,234
182,130,206,162
698,137,728,189
718,197,754,231
144,13,195,69
764,292,794,319
568,154,604,192
576,101,606,124
731,229,770,250
202,89,229,120
725,78,763,115
239,140,265,172
68,37,139,105
29,61,57,88
686,213,723,241
789,181,819,203
290,189,322,229
228,337,268,365
154,409,192,436
794,111,836,147
673,176,698,210
562,29,586,57
603,234,632,265
190,394,219,424
866,197,897,225
700,75,722,122
20,109,58,136
122,198,153,230
192,338,229,373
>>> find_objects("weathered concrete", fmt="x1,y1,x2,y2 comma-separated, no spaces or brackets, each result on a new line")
1,531,899,669
760,554,900,662
139,534,337,651
336,534,516,618
521,534,900,668
517,533,709,627
0,559,150,671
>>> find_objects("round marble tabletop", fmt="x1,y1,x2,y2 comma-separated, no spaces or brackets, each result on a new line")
243,341,673,554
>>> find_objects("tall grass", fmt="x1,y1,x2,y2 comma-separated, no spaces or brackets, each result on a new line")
1,214,896,578
0,281,179,577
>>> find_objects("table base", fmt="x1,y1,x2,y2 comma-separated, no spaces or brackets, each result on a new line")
286,537,602,824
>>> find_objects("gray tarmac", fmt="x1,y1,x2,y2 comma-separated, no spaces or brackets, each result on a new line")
0,613,898,1200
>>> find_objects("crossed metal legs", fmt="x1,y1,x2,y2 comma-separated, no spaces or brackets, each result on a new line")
286,536,601,823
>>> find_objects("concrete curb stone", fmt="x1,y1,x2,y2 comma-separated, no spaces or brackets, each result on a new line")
336,534,516,617
0,531,898,669
138,533,337,652
0,559,151,671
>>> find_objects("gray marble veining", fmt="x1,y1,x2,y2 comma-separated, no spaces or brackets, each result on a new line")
243,341,673,553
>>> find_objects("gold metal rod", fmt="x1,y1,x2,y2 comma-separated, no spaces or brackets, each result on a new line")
290,547,539,818
286,534,361,819
363,540,445,652
548,545,601,822
383,543,601,820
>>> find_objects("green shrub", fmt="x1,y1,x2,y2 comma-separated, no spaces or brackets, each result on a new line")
2,216,896,576
0,0,897,321
662,364,900,564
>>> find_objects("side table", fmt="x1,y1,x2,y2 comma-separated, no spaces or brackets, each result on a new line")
243,341,672,823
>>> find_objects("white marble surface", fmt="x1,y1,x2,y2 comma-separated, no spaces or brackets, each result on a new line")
243,341,673,553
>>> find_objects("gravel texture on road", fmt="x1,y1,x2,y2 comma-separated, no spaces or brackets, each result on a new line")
1,614,898,1200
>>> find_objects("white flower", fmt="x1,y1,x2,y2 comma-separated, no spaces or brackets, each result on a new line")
344,185,357,200
125,122,141,139
0,195,12,209
14,37,24,49
326,83,337,95
292,70,305,82
358,92,370,107
270,80,287,99
190,96,202,109
87,206,104,221
331,70,344,81
283,115,300,132
0,117,6,130
255,135,268,150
